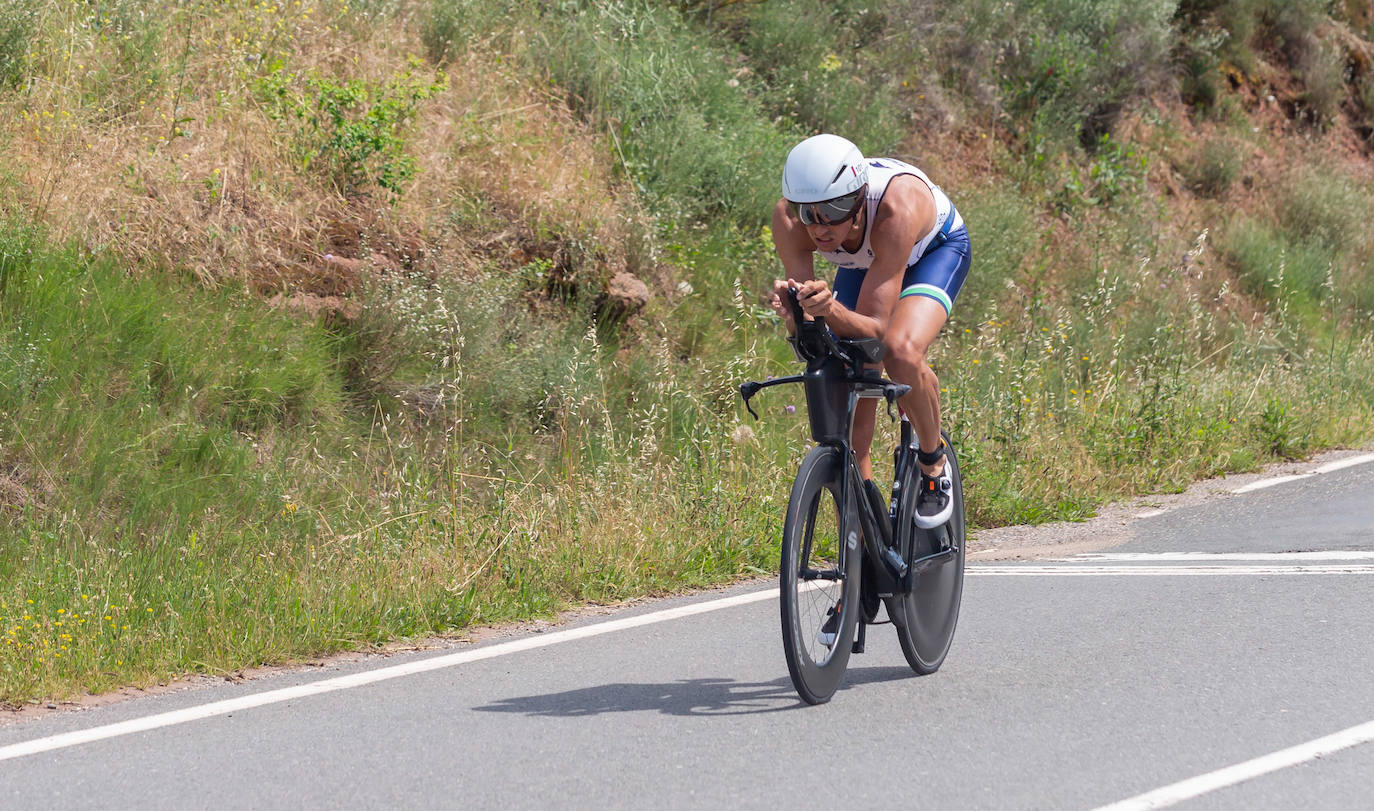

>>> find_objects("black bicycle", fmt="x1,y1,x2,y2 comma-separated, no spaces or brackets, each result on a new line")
739,289,965,705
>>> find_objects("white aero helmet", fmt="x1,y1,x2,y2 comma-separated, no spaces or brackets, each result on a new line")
781,134,868,225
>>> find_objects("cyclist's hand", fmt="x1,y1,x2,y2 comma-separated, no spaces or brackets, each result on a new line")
795,279,835,319
770,279,799,331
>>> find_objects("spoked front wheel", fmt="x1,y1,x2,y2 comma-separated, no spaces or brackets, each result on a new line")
780,446,861,705
892,431,966,674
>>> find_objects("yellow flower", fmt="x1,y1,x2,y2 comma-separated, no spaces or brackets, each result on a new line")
819,53,842,73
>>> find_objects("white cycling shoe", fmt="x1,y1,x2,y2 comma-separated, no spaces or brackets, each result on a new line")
816,602,841,648
914,469,954,529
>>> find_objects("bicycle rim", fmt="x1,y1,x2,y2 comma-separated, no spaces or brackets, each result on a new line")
780,446,860,705
894,432,966,674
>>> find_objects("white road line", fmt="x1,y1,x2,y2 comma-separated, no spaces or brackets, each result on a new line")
1092,719,1374,811
1232,452,1374,494
969,564,1374,576
1059,551,1374,562
1314,453,1374,474
0,587,784,763
1232,473,1314,493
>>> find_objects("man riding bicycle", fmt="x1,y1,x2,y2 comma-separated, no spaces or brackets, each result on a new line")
769,133,971,530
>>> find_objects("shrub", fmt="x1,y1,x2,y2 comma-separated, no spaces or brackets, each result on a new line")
1294,36,1347,128
998,0,1177,150
0,0,38,89
1275,162,1369,252
255,59,447,196
419,0,470,65
722,0,906,154
1223,217,1335,308
1178,136,1241,197
521,0,791,225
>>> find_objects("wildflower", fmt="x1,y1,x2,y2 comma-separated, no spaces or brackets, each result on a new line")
784,405,796,415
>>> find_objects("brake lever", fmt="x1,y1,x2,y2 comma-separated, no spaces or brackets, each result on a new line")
739,381,762,420
884,383,911,421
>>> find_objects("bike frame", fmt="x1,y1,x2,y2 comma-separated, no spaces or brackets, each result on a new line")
747,294,917,596
739,292,947,600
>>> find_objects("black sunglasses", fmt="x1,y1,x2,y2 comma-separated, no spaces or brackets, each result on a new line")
790,186,866,226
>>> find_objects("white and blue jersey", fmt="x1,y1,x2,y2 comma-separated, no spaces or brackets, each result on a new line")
821,158,971,316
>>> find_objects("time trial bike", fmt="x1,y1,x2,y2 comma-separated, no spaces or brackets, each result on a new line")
739,288,965,704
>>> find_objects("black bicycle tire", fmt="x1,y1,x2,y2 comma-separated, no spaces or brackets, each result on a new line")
892,430,966,675
780,445,861,705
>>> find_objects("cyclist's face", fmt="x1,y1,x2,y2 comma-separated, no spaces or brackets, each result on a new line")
805,208,863,251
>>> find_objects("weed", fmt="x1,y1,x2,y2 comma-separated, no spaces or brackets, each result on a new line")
1178,136,1241,198
0,0,37,89
255,58,447,196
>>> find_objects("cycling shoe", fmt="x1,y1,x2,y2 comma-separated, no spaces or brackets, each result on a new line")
914,469,954,529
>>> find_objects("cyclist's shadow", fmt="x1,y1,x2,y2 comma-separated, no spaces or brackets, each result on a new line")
473,667,913,717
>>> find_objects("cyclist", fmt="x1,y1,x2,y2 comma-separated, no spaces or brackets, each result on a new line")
769,133,970,532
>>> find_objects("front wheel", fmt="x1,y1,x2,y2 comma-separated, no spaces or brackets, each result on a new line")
780,446,861,705
892,431,965,674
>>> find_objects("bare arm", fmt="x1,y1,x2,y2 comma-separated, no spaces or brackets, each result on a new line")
769,197,818,332
799,176,936,340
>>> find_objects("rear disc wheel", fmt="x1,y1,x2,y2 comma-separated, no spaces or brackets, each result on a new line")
892,432,966,674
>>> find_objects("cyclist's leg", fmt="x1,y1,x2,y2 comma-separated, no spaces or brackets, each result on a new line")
834,266,880,481
850,398,878,480
884,297,949,474
882,231,970,475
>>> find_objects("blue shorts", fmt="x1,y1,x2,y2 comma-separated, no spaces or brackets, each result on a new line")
832,226,971,316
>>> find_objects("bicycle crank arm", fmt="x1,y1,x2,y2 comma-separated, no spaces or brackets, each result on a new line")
900,548,958,592
800,567,842,581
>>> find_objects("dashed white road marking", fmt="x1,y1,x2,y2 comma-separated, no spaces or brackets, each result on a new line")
1092,718,1374,811
1232,452,1374,494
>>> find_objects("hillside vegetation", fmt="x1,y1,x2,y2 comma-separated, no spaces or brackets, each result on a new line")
2,0,1372,703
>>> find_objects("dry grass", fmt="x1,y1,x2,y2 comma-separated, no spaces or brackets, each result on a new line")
0,0,639,301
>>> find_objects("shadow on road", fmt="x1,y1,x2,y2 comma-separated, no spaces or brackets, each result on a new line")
472,666,916,717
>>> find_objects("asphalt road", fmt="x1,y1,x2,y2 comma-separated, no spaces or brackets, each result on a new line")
2,456,1372,810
